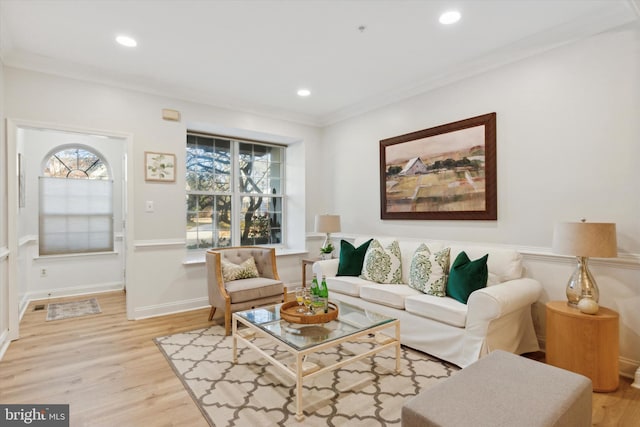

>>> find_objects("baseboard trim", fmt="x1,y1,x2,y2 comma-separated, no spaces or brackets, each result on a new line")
25,282,124,304
620,356,640,379
0,329,10,361
132,297,209,320
19,293,30,321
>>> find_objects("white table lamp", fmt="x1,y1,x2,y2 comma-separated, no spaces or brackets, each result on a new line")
315,214,341,249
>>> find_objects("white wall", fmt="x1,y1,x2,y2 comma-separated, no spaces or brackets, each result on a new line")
4,67,322,320
324,26,639,249
322,26,640,374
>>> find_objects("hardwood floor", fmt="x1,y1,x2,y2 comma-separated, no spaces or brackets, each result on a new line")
1,291,638,426
0,291,211,427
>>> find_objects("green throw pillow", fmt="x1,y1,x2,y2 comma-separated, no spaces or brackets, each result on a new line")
337,239,373,276
408,245,451,296
446,251,489,304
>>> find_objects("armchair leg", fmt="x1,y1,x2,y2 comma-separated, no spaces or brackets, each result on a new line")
224,310,232,336
208,307,216,321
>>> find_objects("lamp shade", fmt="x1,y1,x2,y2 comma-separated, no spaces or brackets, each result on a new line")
552,222,617,258
315,214,341,234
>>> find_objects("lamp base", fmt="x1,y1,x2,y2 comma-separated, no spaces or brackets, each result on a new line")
566,256,599,307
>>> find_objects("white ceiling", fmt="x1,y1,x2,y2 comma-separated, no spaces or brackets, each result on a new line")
0,0,638,126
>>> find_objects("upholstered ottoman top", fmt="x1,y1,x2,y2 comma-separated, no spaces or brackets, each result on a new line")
402,350,592,427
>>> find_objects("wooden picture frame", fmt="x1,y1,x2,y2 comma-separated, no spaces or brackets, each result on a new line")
380,112,497,220
145,151,176,182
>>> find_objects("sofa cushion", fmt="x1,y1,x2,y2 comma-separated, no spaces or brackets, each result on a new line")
359,284,421,309
337,239,373,276
361,239,403,284
326,276,371,297
225,277,283,304
447,251,488,304
408,245,451,297
221,256,259,282
404,294,468,327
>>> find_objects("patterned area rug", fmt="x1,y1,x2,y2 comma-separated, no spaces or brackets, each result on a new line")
46,298,102,321
155,326,458,426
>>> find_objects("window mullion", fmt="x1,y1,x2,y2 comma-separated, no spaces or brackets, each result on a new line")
231,139,241,246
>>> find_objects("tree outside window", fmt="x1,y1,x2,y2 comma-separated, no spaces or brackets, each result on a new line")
186,134,283,249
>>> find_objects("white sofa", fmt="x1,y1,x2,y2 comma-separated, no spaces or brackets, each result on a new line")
312,237,542,368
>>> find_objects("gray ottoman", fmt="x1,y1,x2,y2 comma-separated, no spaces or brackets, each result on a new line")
402,350,592,427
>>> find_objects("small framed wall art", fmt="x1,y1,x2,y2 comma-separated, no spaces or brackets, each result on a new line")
145,151,176,182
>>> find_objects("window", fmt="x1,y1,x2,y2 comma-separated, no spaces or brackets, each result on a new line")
43,147,109,179
39,147,113,255
186,133,284,249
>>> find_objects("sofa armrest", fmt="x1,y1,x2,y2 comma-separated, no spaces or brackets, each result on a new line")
312,259,340,279
467,278,542,324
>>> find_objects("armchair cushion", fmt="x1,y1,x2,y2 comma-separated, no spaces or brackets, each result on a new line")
225,277,284,304
221,256,259,282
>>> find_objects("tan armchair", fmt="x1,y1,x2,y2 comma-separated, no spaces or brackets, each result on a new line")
206,246,286,335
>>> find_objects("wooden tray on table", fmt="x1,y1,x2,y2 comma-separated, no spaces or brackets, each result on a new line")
279,300,339,324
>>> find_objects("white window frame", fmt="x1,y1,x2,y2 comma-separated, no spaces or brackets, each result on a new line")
186,132,286,250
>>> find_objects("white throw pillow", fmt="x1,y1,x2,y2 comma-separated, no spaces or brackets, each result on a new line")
360,239,403,284
408,244,451,297
221,257,259,282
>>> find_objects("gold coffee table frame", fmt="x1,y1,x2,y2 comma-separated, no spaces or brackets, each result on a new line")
232,301,401,421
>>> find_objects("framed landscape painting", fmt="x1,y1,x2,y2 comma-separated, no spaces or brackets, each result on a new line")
380,112,497,220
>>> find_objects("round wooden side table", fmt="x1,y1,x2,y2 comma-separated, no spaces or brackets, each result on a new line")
545,300,619,392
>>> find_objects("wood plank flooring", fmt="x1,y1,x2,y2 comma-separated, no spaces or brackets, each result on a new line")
0,291,638,426
0,291,211,427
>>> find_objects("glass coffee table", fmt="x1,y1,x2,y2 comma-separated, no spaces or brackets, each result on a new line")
232,300,401,421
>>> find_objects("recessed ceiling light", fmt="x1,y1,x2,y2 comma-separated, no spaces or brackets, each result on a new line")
439,11,461,25
297,89,311,97
116,35,137,47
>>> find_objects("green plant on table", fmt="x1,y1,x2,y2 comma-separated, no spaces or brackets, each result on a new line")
320,242,334,254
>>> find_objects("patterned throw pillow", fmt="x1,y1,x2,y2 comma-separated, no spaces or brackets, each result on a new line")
221,257,259,282
360,240,403,284
408,244,451,296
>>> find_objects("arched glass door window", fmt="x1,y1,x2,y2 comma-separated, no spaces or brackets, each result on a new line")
43,147,109,179
40,146,113,255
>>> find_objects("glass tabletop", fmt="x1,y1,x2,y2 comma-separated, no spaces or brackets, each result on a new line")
235,300,395,351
